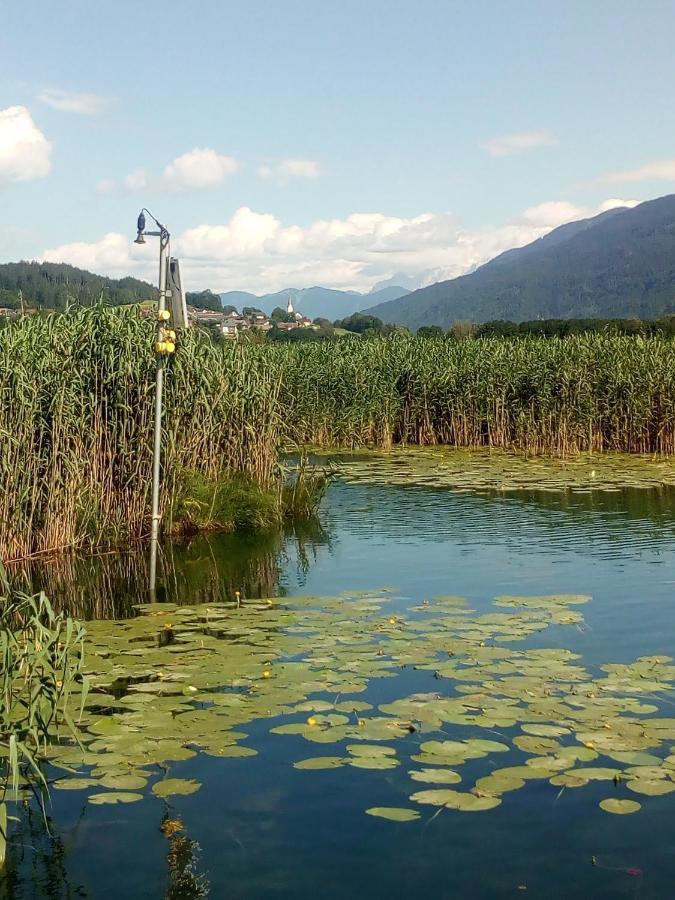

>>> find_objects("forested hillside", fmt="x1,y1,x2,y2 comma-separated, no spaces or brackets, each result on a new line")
0,261,155,309
365,194,675,329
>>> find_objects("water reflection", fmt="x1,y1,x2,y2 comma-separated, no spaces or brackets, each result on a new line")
15,518,331,620
3,478,675,899
327,481,675,560
10,482,675,620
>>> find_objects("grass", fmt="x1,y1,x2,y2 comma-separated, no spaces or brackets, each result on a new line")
2,308,674,560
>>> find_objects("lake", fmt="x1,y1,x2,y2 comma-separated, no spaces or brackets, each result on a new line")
6,456,675,900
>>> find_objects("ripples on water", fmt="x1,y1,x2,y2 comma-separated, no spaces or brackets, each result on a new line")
8,478,675,900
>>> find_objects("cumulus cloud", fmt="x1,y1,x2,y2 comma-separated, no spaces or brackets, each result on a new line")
37,88,107,115
40,197,640,294
98,147,239,194
0,106,52,186
601,159,675,184
258,158,320,183
163,147,239,189
480,130,558,157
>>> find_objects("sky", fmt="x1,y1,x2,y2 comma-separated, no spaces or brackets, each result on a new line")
1,0,675,295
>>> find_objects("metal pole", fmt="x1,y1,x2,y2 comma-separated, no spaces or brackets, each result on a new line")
149,228,170,596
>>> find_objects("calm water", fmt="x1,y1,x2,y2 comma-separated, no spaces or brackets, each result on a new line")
5,479,675,900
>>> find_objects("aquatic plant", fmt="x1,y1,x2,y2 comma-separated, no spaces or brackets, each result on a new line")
33,585,675,827
0,306,281,560
0,565,86,868
2,307,675,559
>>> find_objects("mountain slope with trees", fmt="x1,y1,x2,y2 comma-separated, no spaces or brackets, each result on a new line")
0,261,157,310
364,194,675,329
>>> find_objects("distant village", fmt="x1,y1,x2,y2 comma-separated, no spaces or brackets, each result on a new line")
190,295,313,339
0,294,316,338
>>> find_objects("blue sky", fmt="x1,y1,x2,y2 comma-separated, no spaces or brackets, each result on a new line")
1,0,674,293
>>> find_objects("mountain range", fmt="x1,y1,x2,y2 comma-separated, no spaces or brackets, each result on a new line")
364,194,675,329
220,285,410,321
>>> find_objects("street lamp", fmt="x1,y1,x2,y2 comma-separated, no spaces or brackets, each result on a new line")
134,208,173,596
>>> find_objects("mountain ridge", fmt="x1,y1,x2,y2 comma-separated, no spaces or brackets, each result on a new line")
220,284,410,320
364,195,675,329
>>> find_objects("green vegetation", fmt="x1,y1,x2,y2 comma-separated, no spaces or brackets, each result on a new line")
0,566,86,868
0,306,281,560
474,316,675,337
2,306,675,559
273,333,675,454
366,194,675,329
15,584,675,825
0,261,154,311
185,289,222,312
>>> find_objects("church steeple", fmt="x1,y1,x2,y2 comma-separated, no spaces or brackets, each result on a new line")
286,293,294,315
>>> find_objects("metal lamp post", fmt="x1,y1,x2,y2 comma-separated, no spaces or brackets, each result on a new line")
134,209,172,596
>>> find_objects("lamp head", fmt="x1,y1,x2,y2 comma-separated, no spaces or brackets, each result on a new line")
134,210,146,244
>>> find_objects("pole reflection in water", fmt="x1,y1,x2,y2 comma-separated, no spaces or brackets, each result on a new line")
16,516,331,621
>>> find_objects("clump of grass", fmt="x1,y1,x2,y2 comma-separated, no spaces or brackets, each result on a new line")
171,471,282,534
281,456,330,520
0,564,86,868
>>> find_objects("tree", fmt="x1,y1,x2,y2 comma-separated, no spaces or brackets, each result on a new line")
334,313,385,334
271,306,294,323
242,306,266,318
417,325,445,338
185,290,222,312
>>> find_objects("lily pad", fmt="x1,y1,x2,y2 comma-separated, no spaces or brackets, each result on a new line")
88,792,144,805
599,798,641,814
365,807,421,822
151,778,201,798
293,757,346,770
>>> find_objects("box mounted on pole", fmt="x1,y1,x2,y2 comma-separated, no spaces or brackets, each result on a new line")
167,257,190,329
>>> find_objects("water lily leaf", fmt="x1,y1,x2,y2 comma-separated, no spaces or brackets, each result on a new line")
605,751,662,767
410,789,464,806
474,774,525,795
550,773,589,788
409,769,462,784
521,724,570,738
345,744,396,758
348,756,399,770
448,792,502,812
463,739,510,753
152,778,201,798
53,777,99,791
365,807,420,822
88,792,143,805
626,778,675,796
566,767,623,781
599,798,641,814
293,757,346,770
100,773,148,790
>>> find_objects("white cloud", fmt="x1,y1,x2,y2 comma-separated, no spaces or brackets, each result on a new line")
162,147,239,190
601,159,675,184
37,88,107,115
0,106,52,186
598,197,641,212
480,130,558,157
99,148,238,194
258,158,320,184
40,197,640,294
521,201,588,228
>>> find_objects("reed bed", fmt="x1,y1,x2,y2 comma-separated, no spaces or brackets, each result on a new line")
2,309,675,560
0,307,280,560
271,334,675,455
